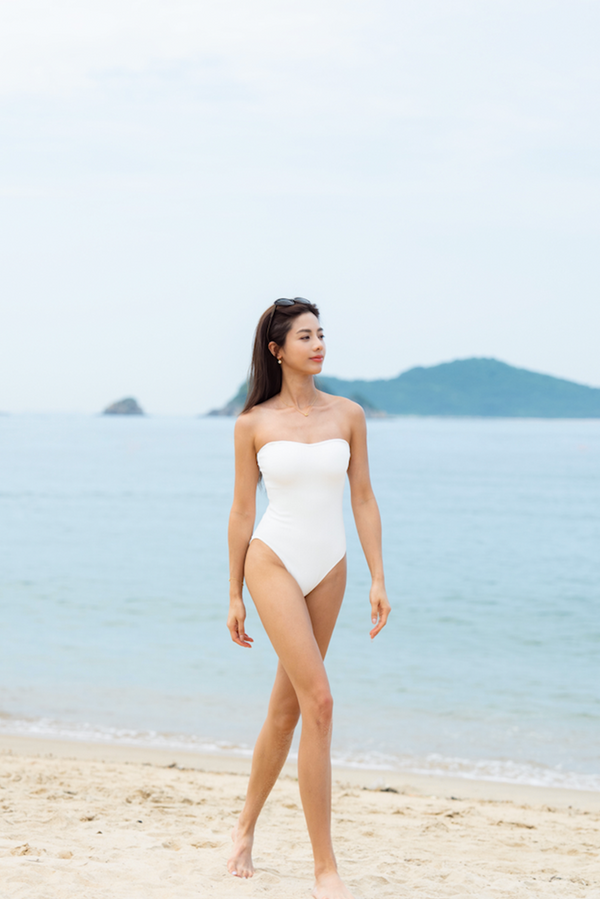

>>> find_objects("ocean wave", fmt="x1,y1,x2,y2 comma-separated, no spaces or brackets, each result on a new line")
1,714,598,793
330,748,600,792
0,714,254,758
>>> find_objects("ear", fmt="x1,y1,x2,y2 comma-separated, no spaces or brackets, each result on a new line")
268,341,280,359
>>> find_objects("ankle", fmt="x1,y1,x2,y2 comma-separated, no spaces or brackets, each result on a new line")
314,861,338,879
234,817,255,840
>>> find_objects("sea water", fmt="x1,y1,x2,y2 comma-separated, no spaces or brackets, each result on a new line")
0,414,599,790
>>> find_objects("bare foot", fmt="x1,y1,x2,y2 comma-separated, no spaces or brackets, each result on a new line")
312,870,355,899
227,824,255,878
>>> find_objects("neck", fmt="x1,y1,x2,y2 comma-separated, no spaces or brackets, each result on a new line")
279,372,318,406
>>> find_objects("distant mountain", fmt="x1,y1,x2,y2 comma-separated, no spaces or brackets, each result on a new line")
207,383,248,417
103,397,145,415
208,358,600,418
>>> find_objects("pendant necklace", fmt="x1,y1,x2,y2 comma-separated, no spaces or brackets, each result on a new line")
280,395,318,417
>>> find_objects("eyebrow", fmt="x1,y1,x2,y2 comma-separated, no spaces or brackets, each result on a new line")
296,327,324,334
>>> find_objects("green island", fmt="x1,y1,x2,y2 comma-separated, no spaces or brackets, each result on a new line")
209,358,600,418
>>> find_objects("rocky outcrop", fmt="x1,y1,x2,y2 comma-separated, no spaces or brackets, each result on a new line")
206,383,247,417
103,397,145,415
206,396,245,417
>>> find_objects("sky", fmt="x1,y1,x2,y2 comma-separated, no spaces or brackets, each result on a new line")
1,0,599,414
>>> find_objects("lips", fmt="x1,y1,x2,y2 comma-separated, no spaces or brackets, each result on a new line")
310,356,324,362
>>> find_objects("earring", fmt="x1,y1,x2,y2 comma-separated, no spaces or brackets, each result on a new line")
277,358,282,364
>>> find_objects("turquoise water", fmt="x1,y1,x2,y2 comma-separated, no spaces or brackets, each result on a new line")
0,415,599,790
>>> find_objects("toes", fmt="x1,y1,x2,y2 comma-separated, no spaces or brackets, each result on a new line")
228,859,254,878
230,868,249,878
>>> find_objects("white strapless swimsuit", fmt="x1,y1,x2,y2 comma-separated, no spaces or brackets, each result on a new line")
251,438,351,596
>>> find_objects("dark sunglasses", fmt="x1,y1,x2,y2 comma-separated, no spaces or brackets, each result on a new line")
268,297,312,338
273,296,311,307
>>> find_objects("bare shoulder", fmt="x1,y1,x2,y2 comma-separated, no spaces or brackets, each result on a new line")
234,400,277,450
325,394,366,426
234,407,260,447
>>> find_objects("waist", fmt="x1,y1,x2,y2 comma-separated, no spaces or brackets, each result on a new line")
255,502,345,535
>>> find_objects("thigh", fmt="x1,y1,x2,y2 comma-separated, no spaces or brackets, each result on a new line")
245,541,346,699
267,553,347,719
305,554,347,659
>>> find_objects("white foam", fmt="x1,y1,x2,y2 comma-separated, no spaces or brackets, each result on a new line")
330,749,600,792
0,715,253,758
1,715,598,792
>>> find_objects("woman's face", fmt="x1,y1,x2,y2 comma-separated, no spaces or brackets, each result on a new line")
276,312,325,373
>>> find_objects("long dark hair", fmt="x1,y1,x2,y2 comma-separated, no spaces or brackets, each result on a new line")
242,300,320,414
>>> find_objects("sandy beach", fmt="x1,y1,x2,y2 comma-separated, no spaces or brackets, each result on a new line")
1,735,599,898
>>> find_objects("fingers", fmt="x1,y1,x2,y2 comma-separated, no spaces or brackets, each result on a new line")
232,630,254,648
370,619,383,639
227,615,254,649
369,620,384,639
369,601,391,639
232,624,254,648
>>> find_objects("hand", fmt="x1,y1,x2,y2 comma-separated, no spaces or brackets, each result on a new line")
227,599,254,648
369,582,391,639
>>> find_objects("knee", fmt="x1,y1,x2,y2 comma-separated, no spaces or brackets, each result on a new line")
305,689,333,730
270,701,300,738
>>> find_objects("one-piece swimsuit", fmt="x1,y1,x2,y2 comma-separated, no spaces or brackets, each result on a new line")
251,438,350,596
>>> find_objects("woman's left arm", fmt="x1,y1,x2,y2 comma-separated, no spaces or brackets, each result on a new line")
347,404,391,638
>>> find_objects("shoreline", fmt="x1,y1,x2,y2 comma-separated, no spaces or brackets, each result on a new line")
2,732,599,812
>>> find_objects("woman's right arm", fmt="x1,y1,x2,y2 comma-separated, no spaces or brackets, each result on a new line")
227,414,260,648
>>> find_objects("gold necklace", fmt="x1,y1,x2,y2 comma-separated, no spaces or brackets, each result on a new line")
280,396,319,417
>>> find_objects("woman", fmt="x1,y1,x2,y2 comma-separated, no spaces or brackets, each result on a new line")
227,297,390,899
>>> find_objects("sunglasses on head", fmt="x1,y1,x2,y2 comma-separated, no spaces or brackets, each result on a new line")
268,297,313,339
273,297,311,307
273,297,312,306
